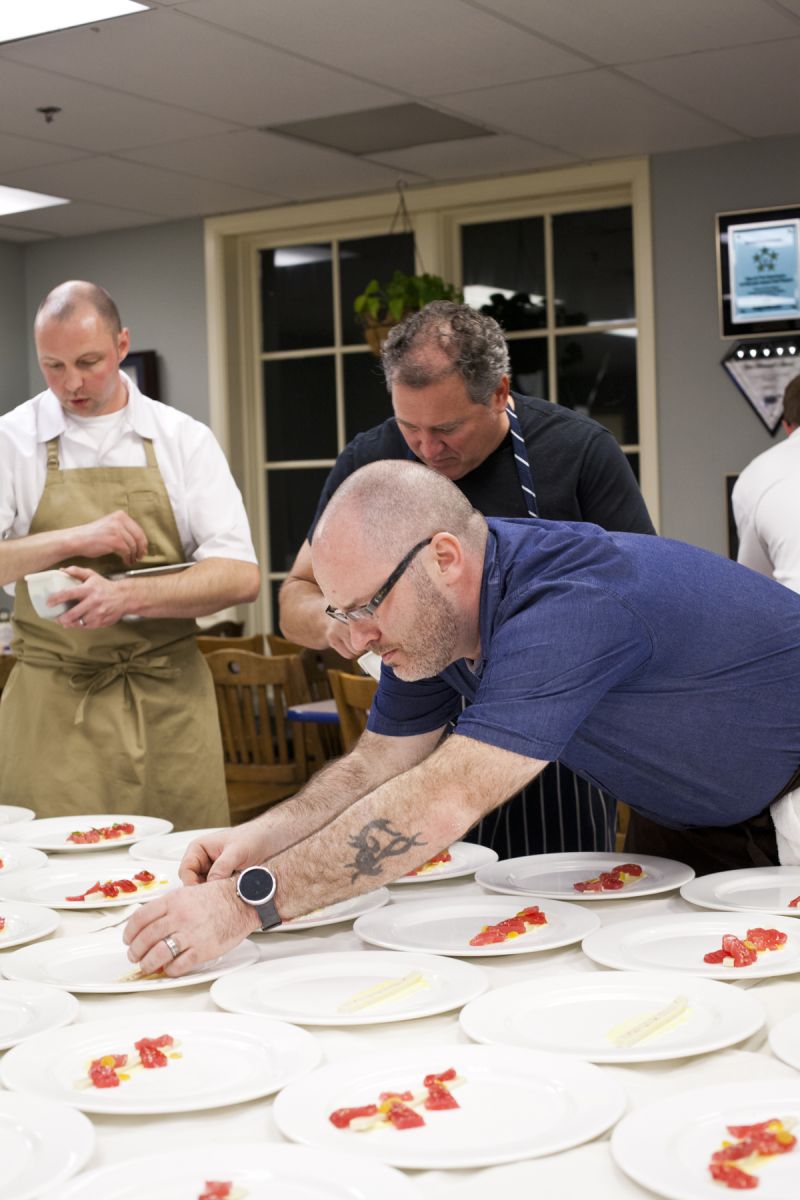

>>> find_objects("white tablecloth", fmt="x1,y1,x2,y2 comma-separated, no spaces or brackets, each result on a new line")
3,853,799,1199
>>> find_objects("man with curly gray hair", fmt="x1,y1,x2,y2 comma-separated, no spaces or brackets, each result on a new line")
279,301,654,859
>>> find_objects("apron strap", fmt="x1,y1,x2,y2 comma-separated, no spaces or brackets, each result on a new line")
45,437,60,472
506,403,538,517
18,650,182,726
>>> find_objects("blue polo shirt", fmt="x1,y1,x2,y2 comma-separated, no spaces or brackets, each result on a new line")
368,518,800,828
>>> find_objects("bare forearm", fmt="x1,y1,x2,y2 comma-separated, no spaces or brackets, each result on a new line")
0,528,93,587
117,558,259,618
278,574,331,649
270,735,544,919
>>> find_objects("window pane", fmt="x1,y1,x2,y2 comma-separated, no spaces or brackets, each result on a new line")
260,244,333,351
462,217,546,330
343,352,393,442
339,232,415,346
552,207,634,327
267,467,333,574
625,452,640,483
507,338,549,400
263,358,338,462
556,331,638,444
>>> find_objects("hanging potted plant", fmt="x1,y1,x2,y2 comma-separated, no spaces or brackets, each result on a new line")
354,270,463,356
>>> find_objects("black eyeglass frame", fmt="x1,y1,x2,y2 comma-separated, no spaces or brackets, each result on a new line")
325,537,433,625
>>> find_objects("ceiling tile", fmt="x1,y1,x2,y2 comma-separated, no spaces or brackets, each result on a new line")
0,131,87,171
0,59,233,152
0,224,51,243
436,70,742,158
0,157,283,217
470,0,800,63
174,0,591,93
0,201,163,237
621,39,800,138
370,134,575,179
270,104,490,156
119,130,427,198
1,8,401,126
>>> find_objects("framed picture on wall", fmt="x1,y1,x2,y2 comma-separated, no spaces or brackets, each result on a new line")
122,350,161,401
725,473,740,560
717,204,800,339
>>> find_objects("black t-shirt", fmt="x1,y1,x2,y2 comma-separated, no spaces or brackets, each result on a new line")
308,393,654,539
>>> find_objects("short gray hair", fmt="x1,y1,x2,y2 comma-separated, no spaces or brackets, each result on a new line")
381,301,510,406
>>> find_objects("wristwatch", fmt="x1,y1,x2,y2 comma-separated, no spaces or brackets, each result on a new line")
235,866,281,931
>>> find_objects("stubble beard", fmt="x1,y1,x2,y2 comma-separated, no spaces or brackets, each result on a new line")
390,569,460,682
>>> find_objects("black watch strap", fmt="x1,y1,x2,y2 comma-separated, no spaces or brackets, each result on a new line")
253,896,281,932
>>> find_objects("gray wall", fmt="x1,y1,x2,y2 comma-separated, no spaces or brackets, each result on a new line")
650,133,800,554
0,241,29,414
11,218,209,422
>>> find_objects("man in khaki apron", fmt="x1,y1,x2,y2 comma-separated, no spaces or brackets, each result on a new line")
0,281,260,829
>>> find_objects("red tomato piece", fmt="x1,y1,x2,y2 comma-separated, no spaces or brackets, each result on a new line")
495,917,528,935
518,906,547,924
573,878,604,892
425,1083,459,1110
789,896,800,908
469,927,506,946
727,1119,778,1138
198,1184,233,1200
103,826,123,839
711,1141,757,1163
0,917,5,932
708,1162,758,1189
614,863,643,876
745,928,787,952
423,1067,457,1087
597,872,624,890
89,1054,127,1071
134,1035,173,1068
379,1090,413,1103
386,1103,425,1129
703,947,728,963
113,878,138,893
328,1104,379,1128
116,822,135,835
134,870,155,883
65,894,87,902
99,881,120,898
721,935,758,967
84,882,104,896
89,1063,122,1088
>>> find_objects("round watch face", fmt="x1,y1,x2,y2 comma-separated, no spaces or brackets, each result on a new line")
238,867,276,905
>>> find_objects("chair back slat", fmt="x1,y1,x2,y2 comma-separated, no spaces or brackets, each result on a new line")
328,669,378,753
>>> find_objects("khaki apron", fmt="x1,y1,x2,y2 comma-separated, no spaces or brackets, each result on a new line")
0,436,229,829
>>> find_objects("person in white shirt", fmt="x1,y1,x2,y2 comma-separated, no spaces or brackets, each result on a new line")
733,374,800,594
0,280,260,827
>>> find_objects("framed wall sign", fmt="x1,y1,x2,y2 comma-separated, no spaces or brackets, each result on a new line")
721,340,800,434
717,204,800,339
122,350,161,401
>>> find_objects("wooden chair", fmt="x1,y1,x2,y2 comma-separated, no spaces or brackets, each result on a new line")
267,634,348,762
0,654,15,697
328,668,378,753
615,801,632,852
197,633,264,656
204,649,309,824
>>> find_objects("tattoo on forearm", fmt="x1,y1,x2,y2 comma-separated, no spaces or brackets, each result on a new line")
345,818,427,882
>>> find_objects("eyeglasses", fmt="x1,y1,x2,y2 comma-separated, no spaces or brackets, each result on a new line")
325,537,433,624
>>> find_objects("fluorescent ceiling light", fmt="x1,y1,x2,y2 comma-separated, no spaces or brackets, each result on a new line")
0,1,147,45
0,184,69,218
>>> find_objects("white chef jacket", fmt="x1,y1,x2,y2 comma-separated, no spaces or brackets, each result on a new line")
0,373,257,593
732,426,800,594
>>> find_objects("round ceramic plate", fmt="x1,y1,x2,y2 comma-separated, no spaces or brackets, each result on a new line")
0,843,48,875
681,867,800,915
392,841,498,884
769,1011,800,1071
1,928,259,993
582,911,800,980
0,858,180,908
51,1143,419,1200
128,826,224,862
0,899,60,949
0,981,79,1050
354,894,599,957
274,1043,626,1170
268,888,391,932
0,1092,94,1200
0,805,34,826
476,851,694,900
0,814,173,852
458,970,765,1063
0,1012,322,1114
211,950,488,1025
611,1080,800,1199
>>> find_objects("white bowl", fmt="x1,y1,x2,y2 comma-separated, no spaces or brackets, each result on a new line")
23,570,76,619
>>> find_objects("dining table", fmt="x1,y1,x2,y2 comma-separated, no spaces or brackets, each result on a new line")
2,836,800,1200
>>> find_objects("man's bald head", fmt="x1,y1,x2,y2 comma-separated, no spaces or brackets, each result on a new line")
315,460,486,564
35,280,122,336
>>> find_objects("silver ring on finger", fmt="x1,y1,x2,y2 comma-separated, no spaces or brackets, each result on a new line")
78,617,86,627
163,934,181,960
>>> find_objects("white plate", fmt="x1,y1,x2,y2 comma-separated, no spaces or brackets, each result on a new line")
0,1011,322,1114
128,825,224,862
769,1011,800,1071
274,1043,626,1170
0,980,79,1050
1,928,260,993
211,950,488,1025
0,813,173,852
269,888,391,932
459,970,765,1063
612,1080,800,1200
354,894,599,957
0,842,48,874
0,1093,94,1200
392,841,499,883
582,911,800,979
682,866,800,915
0,858,180,908
49,1143,419,1200
0,805,34,825
0,898,60,948
476,850,694,900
